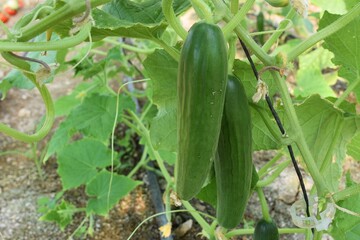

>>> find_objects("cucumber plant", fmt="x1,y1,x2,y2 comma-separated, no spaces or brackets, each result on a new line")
0,0,359,240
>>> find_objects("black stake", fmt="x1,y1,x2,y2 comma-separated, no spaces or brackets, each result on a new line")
238,38,312,228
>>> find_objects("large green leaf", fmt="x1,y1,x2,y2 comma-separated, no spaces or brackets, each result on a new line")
293,96,344,191
319,12,360,102
91,0,191,40
57,139,113,189
66,93,134,141
86,171,141,215
347,132,360,161
312,0,347,14
143,50,178,152
330,177,360,239
294,47,336,98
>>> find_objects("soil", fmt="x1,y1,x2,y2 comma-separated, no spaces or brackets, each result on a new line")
0,2,359,240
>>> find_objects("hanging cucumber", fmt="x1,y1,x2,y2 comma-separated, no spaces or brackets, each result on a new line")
175,21,228,201
253,218,280,240
215,75,253,229
265,0,289,7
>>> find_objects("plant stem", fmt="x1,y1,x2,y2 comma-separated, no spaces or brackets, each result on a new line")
225,227,307,237
32,142,44,180
287,2,360,61
258,151,284,177
334,77,360,107
182,201,213,235
271,72,329,196
19,0,110,42
333,184,360,202
230,0,238,14
223,0,256,38
262,8,296,53
104,38,158,54
256,187,271,222
227,35,237,73
162,0,188,40
212,0,273,64
127,146,149,178
128,111,173,183
150,38,180,61
257,159,291,187
0,22,92,51
190,0,213,22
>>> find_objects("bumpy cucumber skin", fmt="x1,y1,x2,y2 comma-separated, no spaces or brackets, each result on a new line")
254,219,280,240
215,75,253,229
265,0,289,7
176,22,228,201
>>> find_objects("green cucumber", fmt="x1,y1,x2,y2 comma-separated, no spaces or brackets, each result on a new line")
175,22,228,201
265,0,289,7
215,75,253,229
254,218,280,240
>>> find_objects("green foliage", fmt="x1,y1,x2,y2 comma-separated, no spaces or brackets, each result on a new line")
330,175,360,239
38,198,76,231
320,12,360,101
143,49,178,152
57,139,113,189
0,0,360,239
91,0,191,40
86,171,141,215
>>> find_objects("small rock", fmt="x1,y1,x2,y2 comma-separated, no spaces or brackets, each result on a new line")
275,167,299,204
18,108,31,117
174,219,193,238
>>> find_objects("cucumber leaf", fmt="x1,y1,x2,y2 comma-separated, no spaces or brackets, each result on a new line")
319,12,360,102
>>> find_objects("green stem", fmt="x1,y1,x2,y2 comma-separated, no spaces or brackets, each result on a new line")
230,0,239,14
256,187,271,222
128,110,173,183
0,19,12,37
104,38,158,54
0,22,91,52
333,184,360,202
32,142,44,180
19,0,110,42
190,0,213,22
150,37,180,61
262,8,296,53
0,84,54,143
257,159,291,187
223,0,256,38
182,201,213,235
211,0,273,64
257,151,283,177
271,72,329,196
228,35,237,73
90,49,107,56
164,185,172,222
225,227,307,237
127,146,149,178
334,77,360,107
287,3,360,61
0,150,31,157
162,0,188,40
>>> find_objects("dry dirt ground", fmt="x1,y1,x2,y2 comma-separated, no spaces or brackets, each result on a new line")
0,1,359,240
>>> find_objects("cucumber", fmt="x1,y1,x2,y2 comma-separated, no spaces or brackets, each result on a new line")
215,75,253,229
175,22,228,200
265,0,289,7
254,218,280,240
